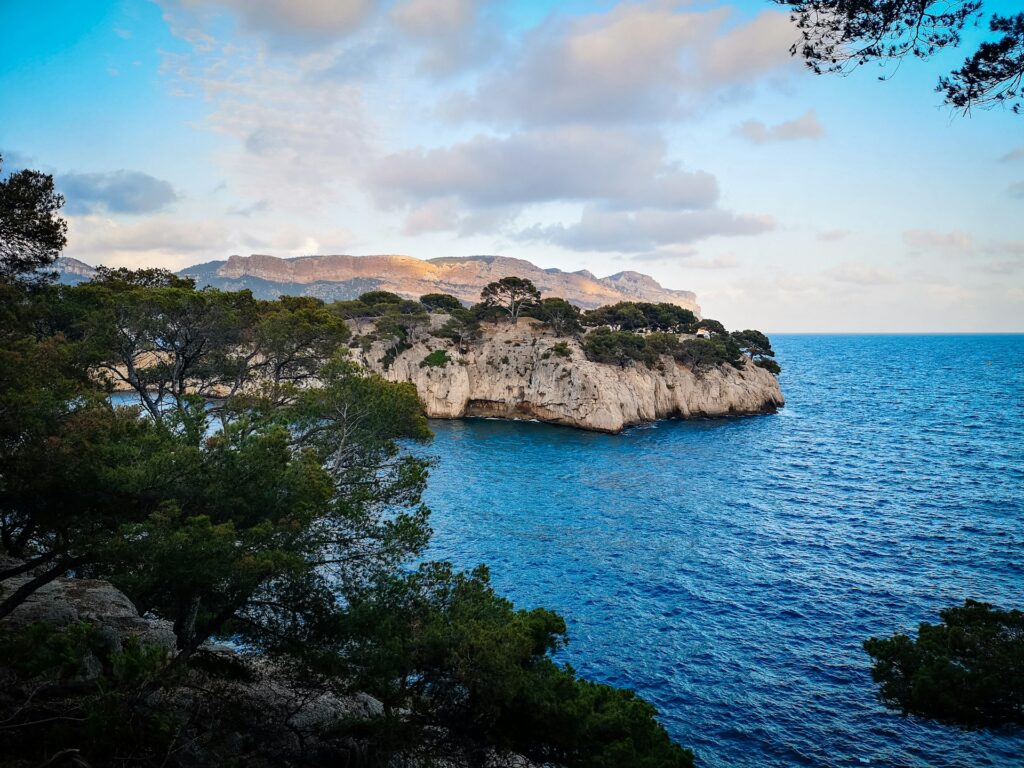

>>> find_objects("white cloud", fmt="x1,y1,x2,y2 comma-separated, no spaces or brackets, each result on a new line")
171,0,375,49
736,110,824,144
816,229,849,242
158,35,369,213
367,128,718,211
517,207,773,252
455,4,796,125
60,170,179,214
65,215,231,268
903,229,975,254
826,262,898,286
629,247,740,269
389,0,501,74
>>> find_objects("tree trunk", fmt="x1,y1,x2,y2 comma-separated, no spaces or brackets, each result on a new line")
173,595,201,652
0,558,82,621
0,551,58,582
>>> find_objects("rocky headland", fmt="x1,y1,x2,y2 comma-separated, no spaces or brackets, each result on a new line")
354,317,784,433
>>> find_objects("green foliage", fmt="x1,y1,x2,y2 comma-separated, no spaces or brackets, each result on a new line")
253,295,351,384
775,1,1024,114
644,332,682,356
674,337,743,372
340,563,694,768
0,620,109,679
550,341,572,358
529,296,583,336
864,600,1024,728
420,349,451,368
0,622,176,766
0,153,68,283
0,272,431,654
332,294,429,369
731,329,780,374
357,290,405,306
93,265,195,289
694,318,726,336
582,327,655,367
332,291,425,320
419,292,464,313
582,326,744,373
471,300,508,323
480,276,541,323
431,307,482,350
584,302,696,333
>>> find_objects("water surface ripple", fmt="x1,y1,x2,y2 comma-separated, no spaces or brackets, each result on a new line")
421,335,1024,768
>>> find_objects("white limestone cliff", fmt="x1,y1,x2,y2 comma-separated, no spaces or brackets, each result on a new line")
353,318,784,433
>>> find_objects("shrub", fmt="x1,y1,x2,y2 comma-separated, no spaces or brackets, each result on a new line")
674,337,742,372
583,302,696,333
582,327,654,367
551,341,572,358
420,350,451,368
864,600,1024,728
0,622,176,764
644,332,681,356
732,329,781,374
694,318,726,336
420,293,464,313
341,563,695,768
527,297,582,336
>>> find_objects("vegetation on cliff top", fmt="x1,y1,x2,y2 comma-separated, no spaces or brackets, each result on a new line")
330,275,782,377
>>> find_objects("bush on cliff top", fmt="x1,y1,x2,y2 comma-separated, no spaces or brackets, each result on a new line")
420,349,451,368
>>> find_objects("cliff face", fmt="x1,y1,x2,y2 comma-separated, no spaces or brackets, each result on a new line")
54,256,98,284
354,319,783,433
205,254,701,312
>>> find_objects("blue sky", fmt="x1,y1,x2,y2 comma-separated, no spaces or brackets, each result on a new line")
2,0,1022,331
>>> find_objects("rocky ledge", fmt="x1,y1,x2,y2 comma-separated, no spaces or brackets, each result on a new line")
354,318,784,433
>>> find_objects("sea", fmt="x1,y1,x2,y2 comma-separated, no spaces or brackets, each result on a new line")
419,335,1024,768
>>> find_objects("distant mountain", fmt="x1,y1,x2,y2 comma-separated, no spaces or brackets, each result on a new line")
54,254,700,313
54,257,98,285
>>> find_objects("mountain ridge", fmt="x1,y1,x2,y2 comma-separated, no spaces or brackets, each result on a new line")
54,253,700,313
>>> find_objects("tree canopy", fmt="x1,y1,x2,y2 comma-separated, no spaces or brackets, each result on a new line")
583,302,696,333
776,1,1024,114
480,276,542,323
0,154,68,283
530,296,583,336
864,600,1024,728
419,292,465,313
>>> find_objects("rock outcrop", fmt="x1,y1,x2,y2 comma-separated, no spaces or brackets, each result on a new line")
354,318,783,433
0,560,539,768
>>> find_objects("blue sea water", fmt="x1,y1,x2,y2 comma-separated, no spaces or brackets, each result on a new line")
419,335,1024,768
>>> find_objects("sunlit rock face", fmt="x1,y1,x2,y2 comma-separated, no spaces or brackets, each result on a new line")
56,254,701,315
207,253,702,313
355,318,783,434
